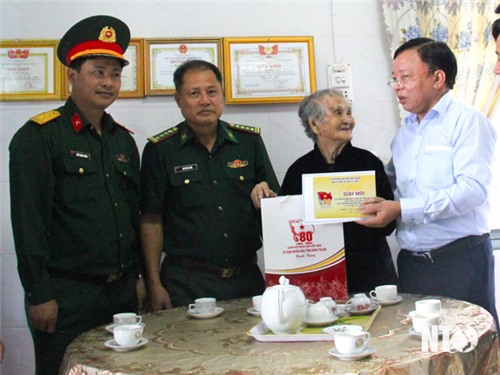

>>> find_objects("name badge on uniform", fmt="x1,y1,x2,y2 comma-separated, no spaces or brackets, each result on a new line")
70,150,91,160
174,164,198,173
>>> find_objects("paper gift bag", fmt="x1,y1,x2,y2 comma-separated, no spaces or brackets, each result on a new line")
261,195,348,301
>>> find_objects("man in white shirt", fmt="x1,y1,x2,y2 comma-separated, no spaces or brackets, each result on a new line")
358,38,498,328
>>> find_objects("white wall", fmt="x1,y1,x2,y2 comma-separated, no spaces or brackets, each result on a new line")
0,0,431,374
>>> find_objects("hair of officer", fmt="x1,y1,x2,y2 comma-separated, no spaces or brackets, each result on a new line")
493,18,500,41
173,60,223,92
298,89,348,142
393,37,457,90
68,56,126,72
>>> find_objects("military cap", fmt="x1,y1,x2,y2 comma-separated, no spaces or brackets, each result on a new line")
57,15,130,67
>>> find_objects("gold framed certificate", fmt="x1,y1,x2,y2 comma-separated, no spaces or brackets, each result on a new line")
61,38,144,99
145,38,222,96
1,40,61,101
223,36,316,104
302,171,376,223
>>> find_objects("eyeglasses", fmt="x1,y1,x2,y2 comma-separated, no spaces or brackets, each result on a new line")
387,70,433,88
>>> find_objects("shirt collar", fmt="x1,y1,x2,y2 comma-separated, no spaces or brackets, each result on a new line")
66,97,114,134
179,120,239,146
405,91,453,127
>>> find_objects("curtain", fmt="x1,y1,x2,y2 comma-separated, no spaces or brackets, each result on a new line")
381,0,498,114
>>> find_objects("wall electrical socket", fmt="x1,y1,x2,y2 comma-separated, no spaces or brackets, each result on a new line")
327,63,353,103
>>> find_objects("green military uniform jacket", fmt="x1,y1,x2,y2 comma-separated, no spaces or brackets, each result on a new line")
141,120,279,266
9,97,141,305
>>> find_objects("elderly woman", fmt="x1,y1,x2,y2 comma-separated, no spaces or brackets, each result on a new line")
279,89,397,294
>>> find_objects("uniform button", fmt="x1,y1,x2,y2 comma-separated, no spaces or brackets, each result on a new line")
213,179,217,185
239,176,245,181
123,171,127,176
184,179,190,184
114,203,118,207
218,206,223,211
78,168,84,174
223,233,229,238
106,173,110,177
119,233,123,238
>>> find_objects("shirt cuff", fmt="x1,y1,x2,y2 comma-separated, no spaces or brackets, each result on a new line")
400,197,425,223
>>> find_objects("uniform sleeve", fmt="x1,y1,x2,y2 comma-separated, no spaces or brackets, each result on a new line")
9,122,55,305
253,136,280,192
140,142,169,215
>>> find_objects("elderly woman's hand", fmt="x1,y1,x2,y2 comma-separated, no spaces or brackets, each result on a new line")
251,181,277,209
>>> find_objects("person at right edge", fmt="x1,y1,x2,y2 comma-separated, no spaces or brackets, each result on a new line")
357,37,499,329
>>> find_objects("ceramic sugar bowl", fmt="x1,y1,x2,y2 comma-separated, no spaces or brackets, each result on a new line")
260,276,307,334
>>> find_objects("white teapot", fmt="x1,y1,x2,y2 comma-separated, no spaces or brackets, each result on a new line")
260,276,307,334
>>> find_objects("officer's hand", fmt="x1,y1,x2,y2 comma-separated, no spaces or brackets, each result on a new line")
29,300,58,333
148,283,173,311
136,277,147,313
356,198,401,228
251,181,277,209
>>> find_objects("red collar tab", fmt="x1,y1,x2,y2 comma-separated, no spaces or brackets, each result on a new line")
71,113,84,133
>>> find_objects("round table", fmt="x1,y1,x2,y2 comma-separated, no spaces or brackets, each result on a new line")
60,294,499,375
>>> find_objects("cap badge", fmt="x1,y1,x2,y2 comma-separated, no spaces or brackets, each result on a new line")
99,26,116,43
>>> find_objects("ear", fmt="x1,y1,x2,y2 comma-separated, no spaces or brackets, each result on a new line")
433,70,446,89
308,118,320,134
174,92,181,108
67,67,77,85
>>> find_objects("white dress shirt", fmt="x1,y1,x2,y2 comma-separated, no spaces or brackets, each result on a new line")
386,92,497,252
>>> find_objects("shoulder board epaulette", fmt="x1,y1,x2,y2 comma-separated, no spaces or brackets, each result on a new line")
115,122,134,134
148,126,180,144
228,123,261,135
30,110,60,125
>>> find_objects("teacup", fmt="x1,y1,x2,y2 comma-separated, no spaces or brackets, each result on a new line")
113,312,142,326
252,295,262,312
334,330,371,355
415,299,441,315
369,285,397,302
346,293,371,312
306,302,332,322
189,297,216,313
319,296,337,314
113,324,143,346
411,312,441,334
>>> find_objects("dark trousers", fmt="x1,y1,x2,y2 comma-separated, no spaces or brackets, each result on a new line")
397,234,499,330
29,274,137,375
161,258,265,307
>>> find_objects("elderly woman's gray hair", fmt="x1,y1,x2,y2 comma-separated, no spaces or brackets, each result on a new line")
298,89,347,141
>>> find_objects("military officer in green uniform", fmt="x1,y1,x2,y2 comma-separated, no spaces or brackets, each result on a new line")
9,16,144,375
141,60,279,309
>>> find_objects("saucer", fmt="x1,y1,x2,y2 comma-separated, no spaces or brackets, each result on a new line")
304,315,339,327
187,306,224,319
328,346,377,361
345,302,379,315
247,307,261,317
105,338,148,352
409,327,444,337
372,295,403,306
105,322,145,334
322,324,363,334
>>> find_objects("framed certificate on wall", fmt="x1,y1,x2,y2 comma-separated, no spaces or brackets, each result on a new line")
0,40,61,101
223,36,316,104
145,38,222,96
